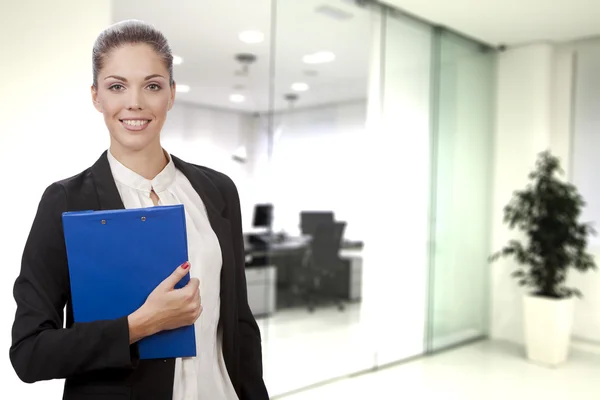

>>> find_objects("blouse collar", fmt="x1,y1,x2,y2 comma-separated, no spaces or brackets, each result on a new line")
107,149,176,193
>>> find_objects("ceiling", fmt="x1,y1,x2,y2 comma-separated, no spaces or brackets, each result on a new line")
381,0,600,46
113,0,600,113
112,0,372,113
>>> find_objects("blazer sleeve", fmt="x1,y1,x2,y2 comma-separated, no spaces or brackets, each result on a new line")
220,176,269,399
10,183,139,384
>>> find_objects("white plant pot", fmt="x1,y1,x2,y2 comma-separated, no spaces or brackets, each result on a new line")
523,294,575,366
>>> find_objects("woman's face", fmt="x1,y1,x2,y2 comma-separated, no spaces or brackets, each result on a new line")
91,43,175,154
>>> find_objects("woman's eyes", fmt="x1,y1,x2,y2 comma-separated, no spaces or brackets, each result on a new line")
108,84,125,91
108,83,162,91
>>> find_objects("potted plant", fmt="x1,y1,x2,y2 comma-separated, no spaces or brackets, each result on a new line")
490,150,597,366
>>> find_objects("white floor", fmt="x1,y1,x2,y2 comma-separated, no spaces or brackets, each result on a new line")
257,303,378,397
257,303,487,397
256,305,600,399
274,340,600,400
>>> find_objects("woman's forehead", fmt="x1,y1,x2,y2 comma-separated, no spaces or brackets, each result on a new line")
100,44,168,77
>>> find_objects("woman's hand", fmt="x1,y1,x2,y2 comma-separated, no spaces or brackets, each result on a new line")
128,262,202,344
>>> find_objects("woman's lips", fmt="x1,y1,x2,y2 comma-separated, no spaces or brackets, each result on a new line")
120,119,151,131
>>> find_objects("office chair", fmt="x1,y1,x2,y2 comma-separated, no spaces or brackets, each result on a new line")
300,211,334,236
292,221,347,312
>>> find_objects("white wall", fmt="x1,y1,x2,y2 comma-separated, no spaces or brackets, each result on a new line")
560,40,600,343
490,44,554,344
0,1,112,398
160,102,256,230
250,100,367,239
491,41,600,346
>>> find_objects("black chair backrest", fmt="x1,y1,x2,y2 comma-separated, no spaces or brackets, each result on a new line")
300,211,334,236
311,221,346,262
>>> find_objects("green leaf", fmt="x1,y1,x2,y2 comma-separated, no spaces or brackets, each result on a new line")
511,270,525,278
489,150,598,298
570,288,583,299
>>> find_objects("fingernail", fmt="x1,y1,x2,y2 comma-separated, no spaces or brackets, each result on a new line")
182,262,190,269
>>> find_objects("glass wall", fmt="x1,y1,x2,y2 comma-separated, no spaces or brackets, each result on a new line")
426,31,495,351
108,0,496,397
363,7,434,366
259,1,375,395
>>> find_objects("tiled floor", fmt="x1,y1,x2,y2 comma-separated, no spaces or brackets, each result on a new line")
274,340,600,400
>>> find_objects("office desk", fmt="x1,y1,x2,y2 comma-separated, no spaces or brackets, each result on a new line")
245,235,311,259
243,236,364,314
244,236,362,258
243,236,310,317
339,249,363,301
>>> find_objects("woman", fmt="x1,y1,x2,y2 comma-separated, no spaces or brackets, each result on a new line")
9,20,268,400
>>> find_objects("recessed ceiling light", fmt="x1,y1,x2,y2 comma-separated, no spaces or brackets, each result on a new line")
303,51,335,64
230,94,246,103
291,82,310,92
239,30,265,44
173,55,183,65
176,84,190,93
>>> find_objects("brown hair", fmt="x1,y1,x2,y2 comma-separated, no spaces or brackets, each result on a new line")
92,19,174,88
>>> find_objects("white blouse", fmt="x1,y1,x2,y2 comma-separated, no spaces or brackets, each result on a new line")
107,150,239,400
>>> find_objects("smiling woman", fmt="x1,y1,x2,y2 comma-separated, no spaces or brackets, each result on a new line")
91,24,175,161
9,19,268,400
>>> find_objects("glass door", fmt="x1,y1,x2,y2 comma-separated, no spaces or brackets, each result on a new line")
426,30,495,352
366,7,434,366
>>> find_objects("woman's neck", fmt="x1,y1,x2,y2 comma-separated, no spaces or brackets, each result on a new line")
109,143,168,180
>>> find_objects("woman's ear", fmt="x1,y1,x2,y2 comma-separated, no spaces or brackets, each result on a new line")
168,82,176,111
91,86,103,112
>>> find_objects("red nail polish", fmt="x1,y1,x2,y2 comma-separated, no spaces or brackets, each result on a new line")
182,262,190,269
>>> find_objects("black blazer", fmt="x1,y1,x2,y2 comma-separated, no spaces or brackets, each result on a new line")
10,151,269,400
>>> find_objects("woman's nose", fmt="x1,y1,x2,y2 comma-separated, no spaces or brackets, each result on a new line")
127,103,143,110
127,91,144,110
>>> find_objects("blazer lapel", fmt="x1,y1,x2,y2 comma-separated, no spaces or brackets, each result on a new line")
90,151,126,211
171,155,240,387
171,155,226,219
171,156,237,306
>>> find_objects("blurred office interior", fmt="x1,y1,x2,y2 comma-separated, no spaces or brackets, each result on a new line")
1,0,600,399
108,0,495,394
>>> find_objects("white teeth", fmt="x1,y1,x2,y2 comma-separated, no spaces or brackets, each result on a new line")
122,120,149,127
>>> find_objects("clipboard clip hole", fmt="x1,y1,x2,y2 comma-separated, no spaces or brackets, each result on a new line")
141,217,147,222
101,220,106,225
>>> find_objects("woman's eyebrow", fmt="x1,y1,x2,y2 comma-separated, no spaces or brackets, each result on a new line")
104,74,166,82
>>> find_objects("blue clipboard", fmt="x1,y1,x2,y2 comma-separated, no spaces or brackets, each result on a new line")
62,204,196,359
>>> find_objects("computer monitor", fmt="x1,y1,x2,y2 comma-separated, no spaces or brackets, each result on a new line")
253,204,273,229
300,211,334,236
